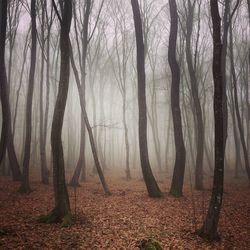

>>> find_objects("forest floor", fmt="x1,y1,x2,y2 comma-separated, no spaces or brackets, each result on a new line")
0,175,249,249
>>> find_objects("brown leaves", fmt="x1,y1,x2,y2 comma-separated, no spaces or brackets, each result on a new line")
0,177,249,249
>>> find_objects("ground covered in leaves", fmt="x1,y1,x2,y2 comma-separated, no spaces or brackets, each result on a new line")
0,175,249,249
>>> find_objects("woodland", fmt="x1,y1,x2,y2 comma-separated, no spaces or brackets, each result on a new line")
0,0,250,249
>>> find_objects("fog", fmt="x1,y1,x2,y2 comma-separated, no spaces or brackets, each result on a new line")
3,0,247,182
0,0,250,248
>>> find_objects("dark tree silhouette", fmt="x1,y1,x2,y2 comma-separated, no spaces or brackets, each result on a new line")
198,0,225,240
168,0,186,197
19,0,37,193
39,0,49,184
42,0,73,224
131,0,162,198
0,0,9,165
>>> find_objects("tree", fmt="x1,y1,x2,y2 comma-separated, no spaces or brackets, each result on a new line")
69,0,91,186
131,0,162,198
69,0,110,195
5,0,22,181
168,0,186,197
198,0,225,240
107,2,133,179
19,0,37,193
39,0,72,225
198,0,240,240
229,17,250,183
184,0,204,190
38,0,49,184
0,0,9,165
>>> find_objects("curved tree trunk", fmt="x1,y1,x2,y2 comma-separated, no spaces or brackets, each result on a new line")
131,0,162,198
40,0,73,224
168,0,186,197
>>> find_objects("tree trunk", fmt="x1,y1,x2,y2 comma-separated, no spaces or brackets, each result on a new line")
40,0,72,224
168,0,186,197
122,94,131,180
39,1,49,184
69,113,86,186
198,0,225,240
0,0,9,165
185,1,204,190
229,22,250,183
131,0,162,198
19,0,37,193
70,46,111,195
69,0,90,186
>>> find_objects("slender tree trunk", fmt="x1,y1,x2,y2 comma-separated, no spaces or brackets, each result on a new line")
229,76,241,178
70,45,111,195
131,0,162,198
39,0,72,224
198,0,225,240
19,0,37,193
185,1,204,190
70,0,90,186
13,30,29,138
69,113,86,186
44,12,51,180
122,93,131,180
229,22,250,183
0,0,9,165
168,0,186,197
39,1,49,184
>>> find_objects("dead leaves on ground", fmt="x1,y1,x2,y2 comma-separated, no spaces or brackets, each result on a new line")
0,177,249,249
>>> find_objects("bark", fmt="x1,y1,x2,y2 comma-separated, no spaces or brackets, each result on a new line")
168,0,186,197
131,0,162,198
198,0,225,240
19,0,37,193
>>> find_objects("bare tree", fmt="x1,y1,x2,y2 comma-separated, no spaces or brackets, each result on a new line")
229,17,250,183
39,0,72,225
183,0,204,190
0,0,10,165
69,0,110,195
131,0,162,198
168,0,186,197
38,0,49,184
19,0,37,193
